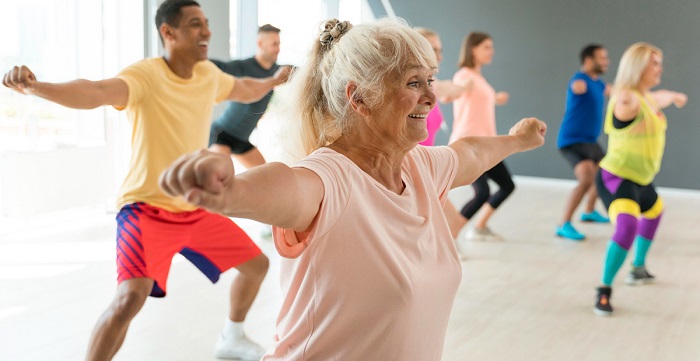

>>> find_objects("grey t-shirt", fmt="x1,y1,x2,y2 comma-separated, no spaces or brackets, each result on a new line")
211,57,279,140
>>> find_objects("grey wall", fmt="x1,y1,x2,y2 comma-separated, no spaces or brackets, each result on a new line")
198,0,230,60
373,0,700,190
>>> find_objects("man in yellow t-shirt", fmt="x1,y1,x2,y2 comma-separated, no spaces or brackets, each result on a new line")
2,1,289,360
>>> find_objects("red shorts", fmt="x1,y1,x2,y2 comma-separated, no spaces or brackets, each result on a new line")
116,203,262,297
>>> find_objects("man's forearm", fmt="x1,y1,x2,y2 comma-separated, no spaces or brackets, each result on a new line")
32,80,110,109
231,77,278,103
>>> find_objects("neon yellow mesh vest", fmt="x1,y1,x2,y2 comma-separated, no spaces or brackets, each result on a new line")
600,91,667,185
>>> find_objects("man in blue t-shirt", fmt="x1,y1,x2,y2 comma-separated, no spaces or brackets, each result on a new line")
209,24,290,168
556,44,611,240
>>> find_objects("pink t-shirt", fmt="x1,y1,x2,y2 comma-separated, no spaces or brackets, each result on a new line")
266,146,461,360
449,67,497,143
419,104,444,146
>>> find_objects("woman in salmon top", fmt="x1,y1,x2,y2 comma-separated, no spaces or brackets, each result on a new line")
449,32,513,242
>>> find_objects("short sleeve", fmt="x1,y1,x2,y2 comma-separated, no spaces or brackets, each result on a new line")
273,150,351,258
571,73,587,81
410,146,459,204
212,64,236,103
211,59,244,77
569,73,587,89
115,61,152,111
452,68,472,88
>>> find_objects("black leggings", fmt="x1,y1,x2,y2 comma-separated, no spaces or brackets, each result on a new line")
460,161,515,219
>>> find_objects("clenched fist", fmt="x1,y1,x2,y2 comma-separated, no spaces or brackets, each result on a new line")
508,117,547,151
159,150,237,213
3,65,37,95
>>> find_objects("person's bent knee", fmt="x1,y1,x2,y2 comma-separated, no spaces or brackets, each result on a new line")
209,143,233,155
254,254,270,275
501,181,515,196
574,161,596,184
577,169,595,187
473,187,491,204
611,215,638,250
109,281,151,324
238,254,269,279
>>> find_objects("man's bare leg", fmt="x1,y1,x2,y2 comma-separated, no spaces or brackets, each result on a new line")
584,179,599,214
228,254,269,322
559,160,596,225
209,144,233,156
216,254,270,360
232,147,266,170
86,278,153,361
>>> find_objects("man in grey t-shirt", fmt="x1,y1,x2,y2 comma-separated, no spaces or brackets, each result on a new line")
209,24,289,168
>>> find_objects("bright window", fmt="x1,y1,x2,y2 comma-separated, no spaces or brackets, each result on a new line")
0,0,144,212
0,0,107,151
229,0,239,59
256,0,374,66
257,0,328,66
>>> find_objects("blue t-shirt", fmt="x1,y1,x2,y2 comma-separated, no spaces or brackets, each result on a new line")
557,71,606,148
211,57,279,141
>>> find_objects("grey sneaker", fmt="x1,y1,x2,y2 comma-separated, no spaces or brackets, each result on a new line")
625,265,655,286
465,226,503,242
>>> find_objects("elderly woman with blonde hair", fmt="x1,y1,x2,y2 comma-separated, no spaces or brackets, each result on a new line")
160,18,546,359
593,42,687,317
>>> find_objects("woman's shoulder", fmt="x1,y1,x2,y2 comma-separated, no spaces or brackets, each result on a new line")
452,67,477,87
614,88,641,105
409,146,458,170
610,88,641,120
454,67,475,79
299,148,345,167
297,147,366,182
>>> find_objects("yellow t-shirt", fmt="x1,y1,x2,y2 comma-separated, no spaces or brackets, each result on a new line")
115,58,235,212
600,91,667,185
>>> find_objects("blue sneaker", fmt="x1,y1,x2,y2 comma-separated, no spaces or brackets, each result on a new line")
556,222,585,241
580,210,609,223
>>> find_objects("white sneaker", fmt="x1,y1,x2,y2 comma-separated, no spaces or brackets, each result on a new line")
215,333,266,360
465,226,503,242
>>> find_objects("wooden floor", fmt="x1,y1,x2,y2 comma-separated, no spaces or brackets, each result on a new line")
1,177,699,361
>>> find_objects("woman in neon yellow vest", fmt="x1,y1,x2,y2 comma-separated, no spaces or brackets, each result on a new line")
593,42,687,316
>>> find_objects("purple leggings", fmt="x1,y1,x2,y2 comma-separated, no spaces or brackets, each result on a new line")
596,169,663,250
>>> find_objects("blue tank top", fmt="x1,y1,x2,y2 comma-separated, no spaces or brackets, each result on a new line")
557,71,606,148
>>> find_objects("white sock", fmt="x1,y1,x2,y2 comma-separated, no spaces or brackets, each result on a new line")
222,319,245,339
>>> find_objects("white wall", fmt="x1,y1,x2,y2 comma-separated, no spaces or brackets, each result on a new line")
0,146,108,216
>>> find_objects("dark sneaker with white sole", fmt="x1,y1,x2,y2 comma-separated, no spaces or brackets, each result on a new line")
593,286,613,317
